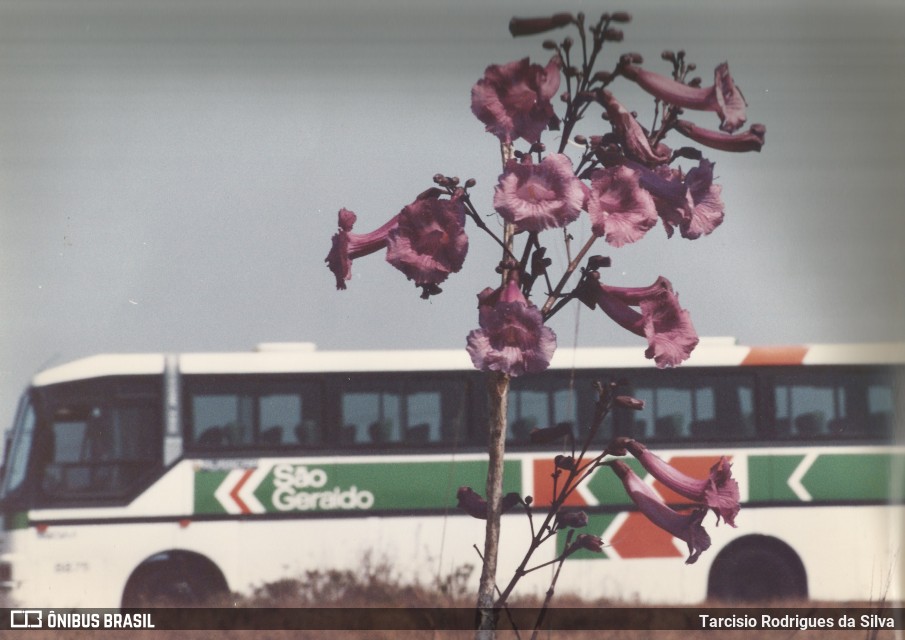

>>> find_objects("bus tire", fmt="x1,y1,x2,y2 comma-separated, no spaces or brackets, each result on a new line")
121,551,228,607
707,535,807,602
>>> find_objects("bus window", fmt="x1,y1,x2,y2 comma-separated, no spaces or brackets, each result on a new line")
769,368,897,440
191,394,254,446
35,381,162,502
338,376,465,447
259,394,301,445
0,398,36,499
616,371,756,443
507,374,581,444
184,377,323,450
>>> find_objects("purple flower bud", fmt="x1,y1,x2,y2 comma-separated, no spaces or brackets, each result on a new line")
615,395,645,410
529,422,573,444
609,11,632,23
456,487,521,520
457,486,488,519
554,454,576,470
508,13,574,37
557,510,589,529
572,533,605,553
593,70,613,83
586,255,611,270
603,28,624,42
502,492,522,512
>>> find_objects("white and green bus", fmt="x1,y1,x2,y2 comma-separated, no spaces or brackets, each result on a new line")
1,340,902,607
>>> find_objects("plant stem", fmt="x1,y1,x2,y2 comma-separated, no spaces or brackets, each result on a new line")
540,234,597,317
475,370,510,639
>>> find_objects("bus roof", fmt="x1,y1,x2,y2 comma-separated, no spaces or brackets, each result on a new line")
29,340,905,387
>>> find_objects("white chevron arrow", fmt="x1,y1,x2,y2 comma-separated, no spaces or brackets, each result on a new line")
236,466,268,513
214,469,248,514
788,452,818,502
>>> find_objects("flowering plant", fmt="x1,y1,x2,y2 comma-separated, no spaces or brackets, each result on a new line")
327,10,762,636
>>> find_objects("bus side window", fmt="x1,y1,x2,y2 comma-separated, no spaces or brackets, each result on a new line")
259,394,302,446
190,394,253,447
339,377,462,447
507,373,578,445
618,372,754,443
770,369,897,442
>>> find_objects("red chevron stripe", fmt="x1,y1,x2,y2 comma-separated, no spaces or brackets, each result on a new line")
229,468,255,514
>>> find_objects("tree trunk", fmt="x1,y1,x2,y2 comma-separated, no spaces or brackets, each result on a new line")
475,370,510,639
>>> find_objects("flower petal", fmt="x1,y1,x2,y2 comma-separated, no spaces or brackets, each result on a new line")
385,193,469,287
471,57,561,144
466,275,557,377
587,165,659,247
493,154,587,233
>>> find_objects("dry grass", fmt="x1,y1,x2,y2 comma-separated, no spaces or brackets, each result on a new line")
3,560,900,640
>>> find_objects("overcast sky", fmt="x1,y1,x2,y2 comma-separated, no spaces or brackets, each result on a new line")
1,0,904,428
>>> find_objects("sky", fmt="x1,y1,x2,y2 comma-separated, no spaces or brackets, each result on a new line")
1,0,904,430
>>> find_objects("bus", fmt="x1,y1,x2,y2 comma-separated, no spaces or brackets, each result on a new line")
0,339,902,608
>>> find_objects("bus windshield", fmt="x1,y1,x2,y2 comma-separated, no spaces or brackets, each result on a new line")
1,395,36,500
4,377,164,506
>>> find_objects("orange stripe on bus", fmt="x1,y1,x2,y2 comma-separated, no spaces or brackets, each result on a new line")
230,468,255,514
609,512,682,559
531,459,588,508
741,346,808,365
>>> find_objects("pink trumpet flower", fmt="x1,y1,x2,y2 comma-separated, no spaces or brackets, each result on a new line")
610,461,712,564
385,191,469,289
577,275,699,367
621,62,747,133
466,272,557,376
493,154,588,233
471,56,562,144
598,90,671,164
623,439,740,527
636,160,724,240
675,120,766,153
586,164,659,247
326,208,397,290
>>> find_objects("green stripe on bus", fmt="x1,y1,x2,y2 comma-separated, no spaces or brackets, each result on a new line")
748,453,903,502
194,460,521,515
2,511,29,531
748,455,805,502
194,470,230,514
801,454,898,501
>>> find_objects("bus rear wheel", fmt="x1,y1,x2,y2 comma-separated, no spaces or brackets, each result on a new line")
707,535,807,602
122,552,228,607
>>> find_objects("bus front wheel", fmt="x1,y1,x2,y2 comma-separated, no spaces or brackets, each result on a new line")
707,535,807,602
122,551,228,607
